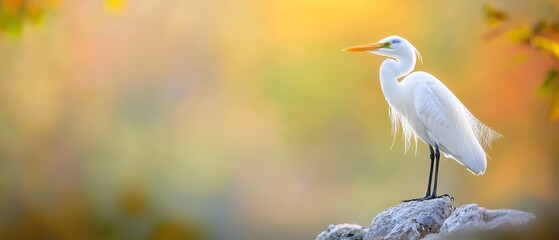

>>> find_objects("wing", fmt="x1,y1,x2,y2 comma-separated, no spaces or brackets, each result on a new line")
411,74,493,175
423,79,502,149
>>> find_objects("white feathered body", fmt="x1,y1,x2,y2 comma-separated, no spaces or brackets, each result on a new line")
344,35,500,176
380,60,500,175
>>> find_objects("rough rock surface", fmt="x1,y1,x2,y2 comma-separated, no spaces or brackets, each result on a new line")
440,203,535,233
366,196,455,240
316,197,535,240
315,223,368,240
423,204,536,239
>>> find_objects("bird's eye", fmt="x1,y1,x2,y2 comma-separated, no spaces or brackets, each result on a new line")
384,42,391,47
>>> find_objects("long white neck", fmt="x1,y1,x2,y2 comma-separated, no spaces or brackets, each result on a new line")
379,52,416,106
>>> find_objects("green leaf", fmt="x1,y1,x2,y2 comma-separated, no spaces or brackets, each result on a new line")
539,69,558,96
548,93,559,122
0,13,23,36
542,69,558,88
538,69,559,122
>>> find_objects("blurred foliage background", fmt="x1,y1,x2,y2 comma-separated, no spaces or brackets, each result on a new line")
0,0,557,239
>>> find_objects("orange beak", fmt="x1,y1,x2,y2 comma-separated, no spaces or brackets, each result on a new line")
342,43,382,52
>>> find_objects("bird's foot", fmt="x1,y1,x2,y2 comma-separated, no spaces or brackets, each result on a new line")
401,193,453,202
402,196,433,202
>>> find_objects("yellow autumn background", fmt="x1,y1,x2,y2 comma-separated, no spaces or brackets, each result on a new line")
0,0,557,239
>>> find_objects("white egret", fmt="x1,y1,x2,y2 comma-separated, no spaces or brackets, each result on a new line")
344,36,501,201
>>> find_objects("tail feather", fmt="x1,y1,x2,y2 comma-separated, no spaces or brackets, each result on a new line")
442,133,487,175
466,111,502,148
461,140,487,175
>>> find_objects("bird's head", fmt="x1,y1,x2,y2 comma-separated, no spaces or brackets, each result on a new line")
343,35,422,63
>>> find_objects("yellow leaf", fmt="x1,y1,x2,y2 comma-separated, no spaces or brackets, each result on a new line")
483,4,507,29
532,36,559,60
104,0,126,14
25,3,45,25
506,26,532,43
47,0,61,8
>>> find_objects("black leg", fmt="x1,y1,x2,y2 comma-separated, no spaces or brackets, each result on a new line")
429,144,441,198
403,143,451,202
424,146,435,198
402,145,435,202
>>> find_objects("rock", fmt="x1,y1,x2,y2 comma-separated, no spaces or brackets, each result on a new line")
423,204,535,239
316,197,536,240
366,196,455,240
315,223,368,240
441,204,535,233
